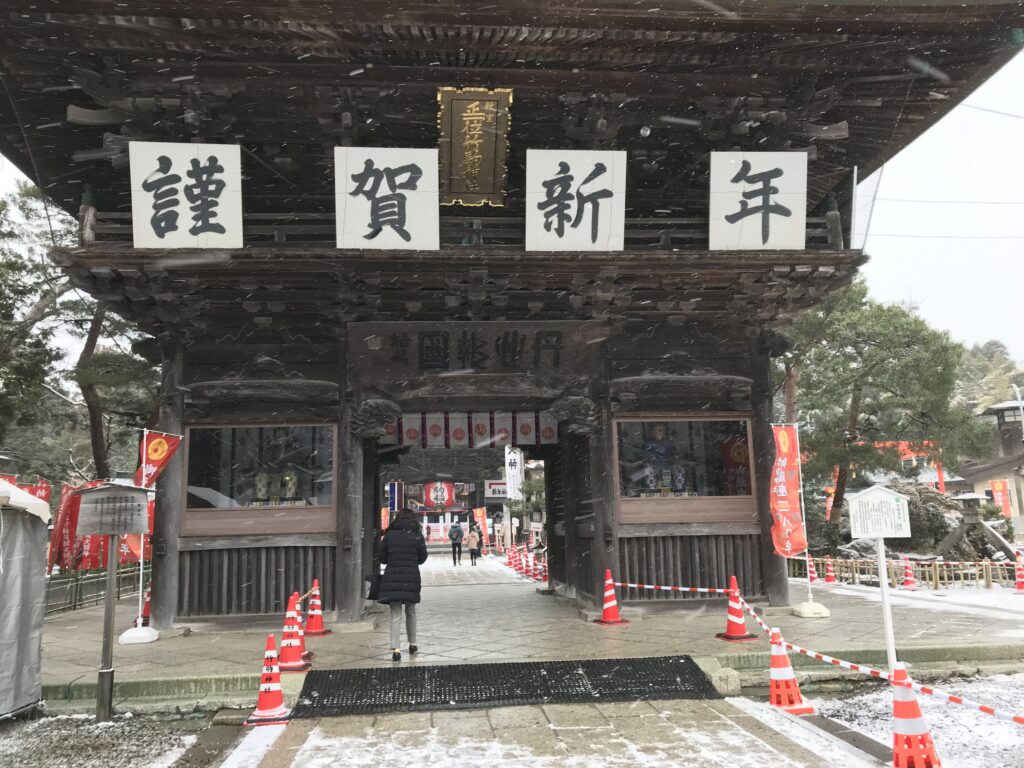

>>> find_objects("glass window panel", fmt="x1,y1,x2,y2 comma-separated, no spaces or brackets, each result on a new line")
186,425,333,509
617,419,751,498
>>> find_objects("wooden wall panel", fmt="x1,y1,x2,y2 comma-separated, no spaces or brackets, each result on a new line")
178,546,335,617
616,535,761,602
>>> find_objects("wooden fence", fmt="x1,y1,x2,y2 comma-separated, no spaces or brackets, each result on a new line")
788,556,1019,590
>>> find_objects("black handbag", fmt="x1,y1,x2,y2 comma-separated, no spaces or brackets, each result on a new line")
365,571,381,600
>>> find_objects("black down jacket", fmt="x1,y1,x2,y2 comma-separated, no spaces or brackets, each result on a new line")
378,517,428,604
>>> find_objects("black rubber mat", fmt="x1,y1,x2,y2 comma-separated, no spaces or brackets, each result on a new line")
292,655,719,717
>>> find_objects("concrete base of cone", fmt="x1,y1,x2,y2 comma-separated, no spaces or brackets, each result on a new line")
594,617,630,626
118,625,159,645
792,601,831,618
244,707,291,726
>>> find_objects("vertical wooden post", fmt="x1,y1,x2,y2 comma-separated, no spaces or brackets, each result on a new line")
336,394,365,622
587,402,618,597
150,339,184,630
750,341,789,606
983,560,993,589
932,562,940,590
559,431,581,594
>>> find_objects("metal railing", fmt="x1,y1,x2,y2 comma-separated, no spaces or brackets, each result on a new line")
788,556,1019,590
44,564,151,617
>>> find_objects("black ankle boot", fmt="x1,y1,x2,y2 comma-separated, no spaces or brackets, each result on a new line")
409,645,418,655
392,649,401,662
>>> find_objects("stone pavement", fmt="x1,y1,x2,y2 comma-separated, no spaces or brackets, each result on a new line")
243,699,880,767
41,553,1024,706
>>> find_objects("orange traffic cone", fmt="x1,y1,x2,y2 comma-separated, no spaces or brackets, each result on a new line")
1015,553,1024,595
541,557,549,583
140,581,152,627
807,558,819,583
278,594,311,673
245,635,291,726
594,569,629,626
902,558,918,591
291,591,313,662
305,579,331,636
824,556,838,584
716,575,758,641
506,544,514,567
892,662,942,767
768,628,814,715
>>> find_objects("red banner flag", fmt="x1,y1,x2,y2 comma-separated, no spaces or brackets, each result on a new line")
380,506,390,532
1,474,52,503
473,507,489,554
134,430,182,488
990,479,1012,517
823,466,839,522
769,425,808,557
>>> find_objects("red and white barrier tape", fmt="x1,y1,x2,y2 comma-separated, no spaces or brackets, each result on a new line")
613,582,731,595
738,598,1024,726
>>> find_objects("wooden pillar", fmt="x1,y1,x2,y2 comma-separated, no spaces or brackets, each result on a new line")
559,431,581,593
335,393,365,622
150,339,184,630
587,402,619,595
751,341,790,606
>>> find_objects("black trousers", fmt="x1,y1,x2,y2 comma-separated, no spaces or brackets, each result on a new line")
470,548,478,565
451,542,462,564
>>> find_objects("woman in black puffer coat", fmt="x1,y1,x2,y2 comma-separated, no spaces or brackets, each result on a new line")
378,508,428,661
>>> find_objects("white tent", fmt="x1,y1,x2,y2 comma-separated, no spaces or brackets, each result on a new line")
0,477,50,718
0,478,52,522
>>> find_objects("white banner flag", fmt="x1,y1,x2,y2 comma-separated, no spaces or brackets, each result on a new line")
335,147,439,251
448,412,470,449
129,141,242,249
525,149,626,252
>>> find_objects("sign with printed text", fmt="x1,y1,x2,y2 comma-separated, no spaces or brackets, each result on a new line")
484,480,508,499
848,486,911,539
709,151,807,251
990,479,1012,517
525,149,626,251
438,86,512,207
769,425,807,557
129,141,242,249
335,147,439,250
76,487,150,536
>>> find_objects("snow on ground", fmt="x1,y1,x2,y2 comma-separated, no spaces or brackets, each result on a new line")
291,723,812,768
816,673,1024,767
219,723,287,768
808,580,1024,625
0,712,206,768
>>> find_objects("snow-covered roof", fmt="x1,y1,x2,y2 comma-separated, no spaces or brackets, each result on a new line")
0,478,51,523
982,400,1024,415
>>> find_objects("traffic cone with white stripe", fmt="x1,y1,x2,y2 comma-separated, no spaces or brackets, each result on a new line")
291,591,313,662
807,558,819,583
768,628,814,715
305,579,331,636
1014,553,1024,595
892,662,942,767
532,555,542,581
824,555,838,584
902,558,918,591
506,544,514,567
716,575,758,641
244,635,291,726
594,569,629,626
278,593,311,673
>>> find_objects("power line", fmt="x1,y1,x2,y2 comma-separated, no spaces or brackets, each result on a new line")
868,233,1024,240
876,198,1024,205
962,103,1024,120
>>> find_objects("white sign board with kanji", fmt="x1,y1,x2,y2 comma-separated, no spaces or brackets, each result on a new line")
709,151,807,251
335,147,439,251
848,485,911,539
129,142,243,249
76,485,150,535
484,480,507,499
525,149,627,252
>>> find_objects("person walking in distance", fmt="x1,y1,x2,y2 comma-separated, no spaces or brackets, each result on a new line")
466,526,480,566
378,508,428,662
449,518,464,566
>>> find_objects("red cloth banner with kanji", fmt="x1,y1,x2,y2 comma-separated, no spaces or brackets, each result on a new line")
769,425,808,557
1,474,53,502
823,466,839,521
990,479,1012,517
380,506,390,532
133,430,182,488
473,507,489,554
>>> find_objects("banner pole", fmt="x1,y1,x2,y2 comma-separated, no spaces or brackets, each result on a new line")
790,424,815,605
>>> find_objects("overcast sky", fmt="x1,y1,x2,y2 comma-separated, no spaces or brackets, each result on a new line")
2,50,1023,359
853,49,1024,359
